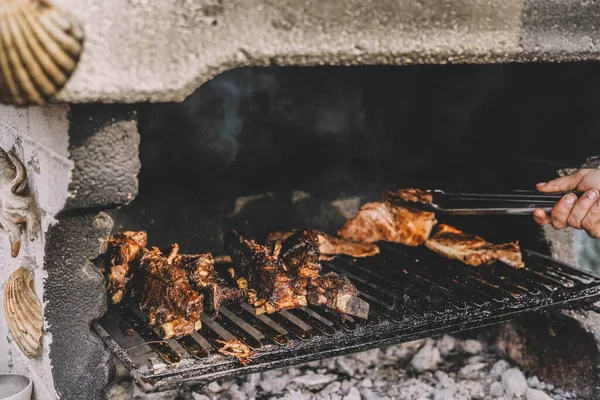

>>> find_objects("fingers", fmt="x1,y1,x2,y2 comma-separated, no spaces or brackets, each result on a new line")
549,193,578,229
582,199,600,238
567,189,600,229
533,209,550,226
537,170,586,192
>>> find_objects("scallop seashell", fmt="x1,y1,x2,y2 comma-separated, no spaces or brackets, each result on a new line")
3,267,43,358
0,0,84,106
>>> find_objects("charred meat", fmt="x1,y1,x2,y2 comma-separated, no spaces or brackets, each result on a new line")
425,224,525,269
175,251,245,316
307,272,369,319
217,339,252,365
225,231,307,314
102,231,148,305
267,230,380,260
339,201,437,246
383,188,433,205
269,230,370,319
137,246,204,339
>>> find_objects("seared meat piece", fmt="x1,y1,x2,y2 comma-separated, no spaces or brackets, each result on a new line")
137,246,204,339
270,230,369,319
383,188,433,205
425,224,525,269
225,231,307,314
175,251,245,315
267,230,380,260
278,230,321,280
339,201,436,246
103,231,148,305
307,272,369,319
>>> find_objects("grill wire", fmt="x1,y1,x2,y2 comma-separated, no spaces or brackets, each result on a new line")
94,243,600,393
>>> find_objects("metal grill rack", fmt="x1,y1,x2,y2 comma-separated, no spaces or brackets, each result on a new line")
94,244,600,392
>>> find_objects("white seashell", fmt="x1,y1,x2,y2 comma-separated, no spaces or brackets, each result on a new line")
0,0,84,105
3,267,43,358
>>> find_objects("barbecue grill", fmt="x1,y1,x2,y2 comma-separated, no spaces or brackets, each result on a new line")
94,244,600,392
4,1,600,399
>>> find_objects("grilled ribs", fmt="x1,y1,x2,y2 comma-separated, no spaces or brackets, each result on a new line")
174,250,246,316
339,201,437,246
263,230,369,318
267,230,380,260
103,231,148,305
307,272,369,319
225,231,307,314
137,246,204,339
425,224,525,269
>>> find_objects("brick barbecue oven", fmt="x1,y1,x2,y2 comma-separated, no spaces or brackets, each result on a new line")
4,1,600,399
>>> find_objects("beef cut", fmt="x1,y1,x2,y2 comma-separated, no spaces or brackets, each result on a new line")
425,224,525,269
339,201,437,246
137,246,204,339
174,250,246,316
308,272,369,319
269,230,370,319
267,229,380,260
103,231,148,305
225,231,307,314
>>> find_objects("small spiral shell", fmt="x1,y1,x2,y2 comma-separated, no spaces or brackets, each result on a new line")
3,267,43,358
0,0,84,106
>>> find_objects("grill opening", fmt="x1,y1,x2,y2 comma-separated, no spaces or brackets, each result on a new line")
99,63,600,392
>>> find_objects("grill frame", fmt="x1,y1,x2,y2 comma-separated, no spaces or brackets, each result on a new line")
95,244,600,393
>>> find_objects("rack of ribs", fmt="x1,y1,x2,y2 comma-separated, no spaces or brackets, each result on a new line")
102,231,148,305
425,224,525,269
136,246,204,339
225,231,307,314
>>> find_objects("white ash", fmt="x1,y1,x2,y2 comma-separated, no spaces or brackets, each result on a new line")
107,335,577,400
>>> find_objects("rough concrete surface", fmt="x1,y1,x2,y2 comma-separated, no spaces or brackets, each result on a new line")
52,0,529,103
0,104,73,400
44,212,115,400
48,0,600,103
66,104,140,210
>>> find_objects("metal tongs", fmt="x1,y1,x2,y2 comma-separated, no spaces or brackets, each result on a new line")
390,189,584,215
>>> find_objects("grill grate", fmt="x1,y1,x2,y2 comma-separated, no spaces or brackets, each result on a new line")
94,244,600,392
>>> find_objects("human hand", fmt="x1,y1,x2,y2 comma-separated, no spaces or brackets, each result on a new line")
533,169,600,238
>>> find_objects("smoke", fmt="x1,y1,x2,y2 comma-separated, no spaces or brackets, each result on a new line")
117,62,600,252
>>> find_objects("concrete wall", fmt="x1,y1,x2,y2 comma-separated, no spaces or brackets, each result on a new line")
52,0,600,104
0,105,73,400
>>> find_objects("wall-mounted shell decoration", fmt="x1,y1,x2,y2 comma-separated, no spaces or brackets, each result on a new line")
3,267,43,358
0,147,41,258
0,0,84,106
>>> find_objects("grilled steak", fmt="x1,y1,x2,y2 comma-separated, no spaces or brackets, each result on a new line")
307,272,369,319
103,231,148,305
339,201,437,246
425,224,525,269
267,230,380,259
225,231,307,314
137,246,204,339
175,250,245,316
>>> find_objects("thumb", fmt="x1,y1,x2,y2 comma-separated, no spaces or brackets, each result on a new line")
537,172,583,192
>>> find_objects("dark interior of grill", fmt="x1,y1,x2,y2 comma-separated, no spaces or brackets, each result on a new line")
99,62,600,392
